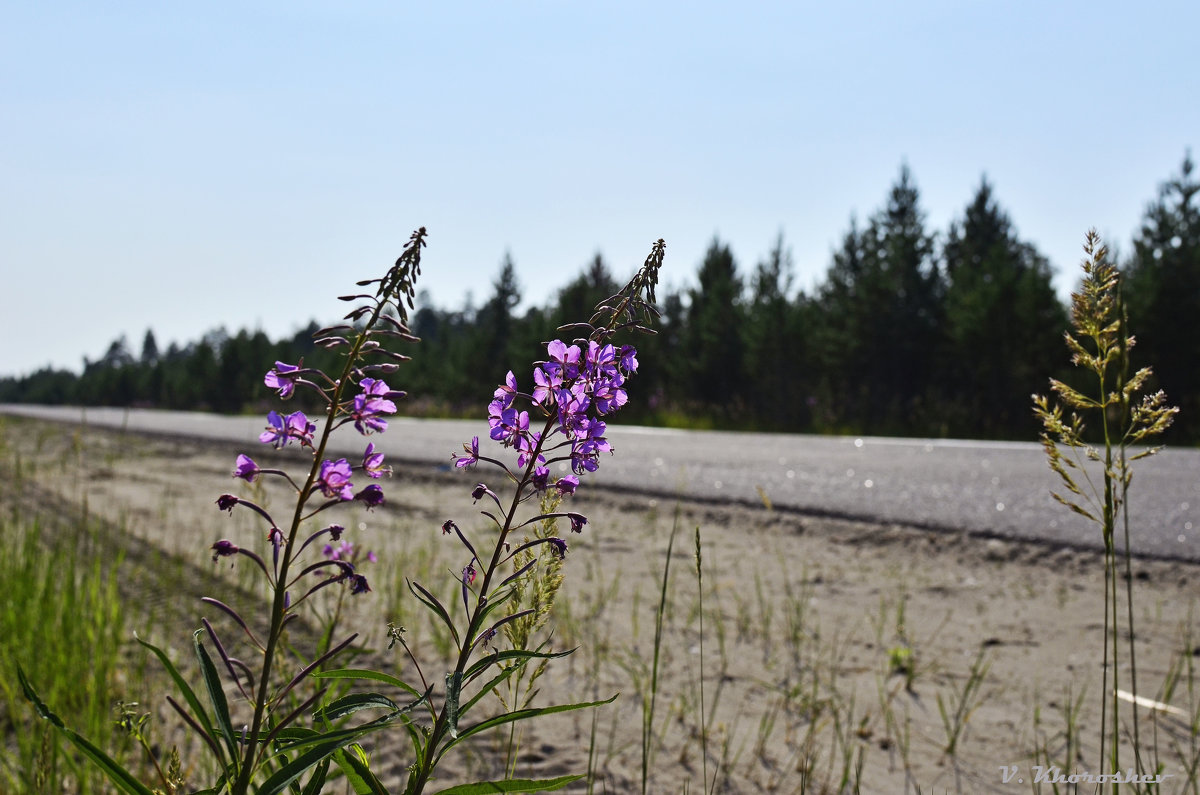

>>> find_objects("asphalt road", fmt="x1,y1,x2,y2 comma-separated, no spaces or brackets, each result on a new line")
3,404,1198,562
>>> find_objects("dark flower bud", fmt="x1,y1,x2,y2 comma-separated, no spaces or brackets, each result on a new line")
567,513,588,533
349,574,371,594
325,524,344,541
211,539,239,562
216,494,238,513
547,537,568,559
442,520,458,535
355,484,385,509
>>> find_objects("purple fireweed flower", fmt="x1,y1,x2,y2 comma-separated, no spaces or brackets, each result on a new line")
547,537,568,559
442,519,458,535
516,432,545,469
233,454,259,482
362,443,389,478
351,378,398,435
555,475,579,496
455,436,480,469
323,540,354,561
592,377,628,415
489,405,530,448
211,539,239,561
317,459,355,500
216,494,238,513
259,410,315,449
325,524,344,541
567,512,588,533
493,371,519,407
530,466,551,493
349,574,371,594
585,341,619,380
546,340,581,380
355,484,385,509
264,361,300,398
462,564,477,585
619,345,638,374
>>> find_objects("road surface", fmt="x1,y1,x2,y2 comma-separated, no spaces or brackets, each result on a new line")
3,404,1197,561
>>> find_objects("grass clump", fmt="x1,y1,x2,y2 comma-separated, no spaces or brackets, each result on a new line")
0,512,132,794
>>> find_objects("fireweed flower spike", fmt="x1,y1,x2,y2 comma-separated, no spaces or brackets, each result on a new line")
396,238,664,795
166,227,430,795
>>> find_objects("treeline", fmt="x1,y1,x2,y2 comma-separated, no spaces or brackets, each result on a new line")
4,158,1197,441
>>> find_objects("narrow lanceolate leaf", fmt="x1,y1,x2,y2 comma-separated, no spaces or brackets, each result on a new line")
314,692,401,723
409,579,462,647
17,666,157,795
136,634,229,770
463,646,575,684
258,708,420,795
194,630,239,764
430,774,585,794
436,695,618,765
332,745,390,795
299,758,330,795
445,670,464,738
313,668,424,701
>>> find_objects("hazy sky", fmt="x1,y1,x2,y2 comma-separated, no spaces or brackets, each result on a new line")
2,2,1196,377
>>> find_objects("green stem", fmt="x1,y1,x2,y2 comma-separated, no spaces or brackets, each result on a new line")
407,413,558,794
231,306,384,795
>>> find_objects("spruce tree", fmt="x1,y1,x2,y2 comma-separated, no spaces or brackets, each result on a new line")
812,166,942,433
941,178,1067,437
1124,153,1200,439
683,238,745,420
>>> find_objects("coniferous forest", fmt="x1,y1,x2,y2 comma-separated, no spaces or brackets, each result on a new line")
4,158,1198,442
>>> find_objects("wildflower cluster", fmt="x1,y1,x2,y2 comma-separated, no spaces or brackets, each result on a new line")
18,231,668,795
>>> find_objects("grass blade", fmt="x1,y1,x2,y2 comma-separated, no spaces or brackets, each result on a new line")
431,774,585,794
17,665,157,795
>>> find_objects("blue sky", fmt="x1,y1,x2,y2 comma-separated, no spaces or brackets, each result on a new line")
2,2,1196,377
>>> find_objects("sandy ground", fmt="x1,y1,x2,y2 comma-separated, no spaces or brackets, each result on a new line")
4,415,1200,794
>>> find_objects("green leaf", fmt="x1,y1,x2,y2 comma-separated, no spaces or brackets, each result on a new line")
17,666,157,795
299,758,330,795
410,580,461,647
436,695,617,764
332,745,389,795
445,670,464,738
194,630,239,764
313,668,423,701
136,634,228,769
464,647,574,683
431,774,585,794
314,692,401,722
257,711,410,795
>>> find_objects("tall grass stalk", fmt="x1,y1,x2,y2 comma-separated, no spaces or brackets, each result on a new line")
693,525,711,794
1034,229,1177,785
642,507,680,795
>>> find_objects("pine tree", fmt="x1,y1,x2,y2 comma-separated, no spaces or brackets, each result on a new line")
941,178,1067,437
1124,153,1200,439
